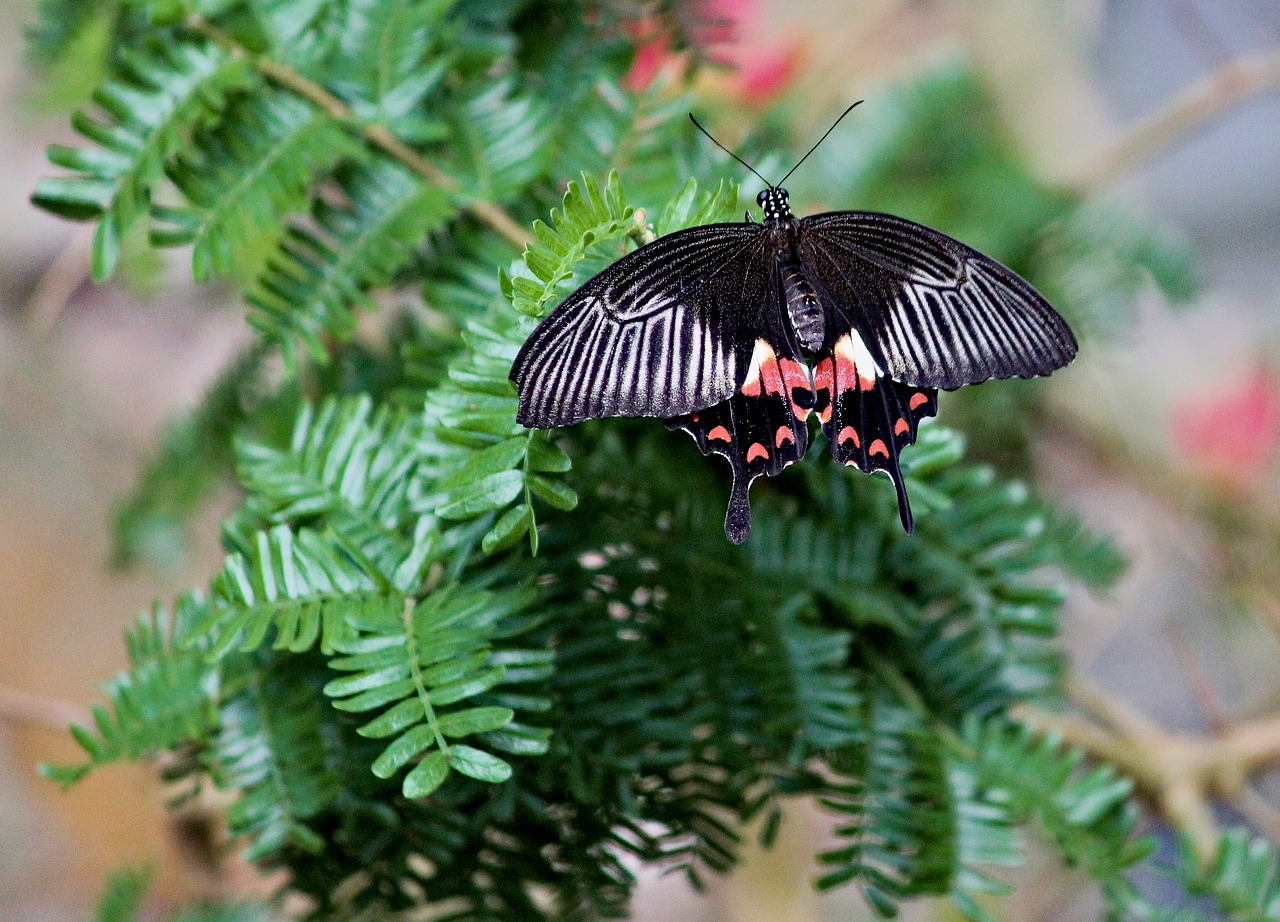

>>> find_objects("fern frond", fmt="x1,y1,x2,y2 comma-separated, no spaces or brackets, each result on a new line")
234,395,422,529
247,159,457,369
32,40,254,279
418,313,575,554
211,654,345,859
1179,828,1280,922
450,77,552,202
43,593,219,785
505,171,635,319
199,522,429,658
817,680,957,912
751,596,863,752
154,90,361,281
324,582,551,797
331,0,455,128
965,718,1150,916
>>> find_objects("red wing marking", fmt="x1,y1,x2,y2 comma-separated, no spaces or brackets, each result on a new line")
816,326,937,529
741,339,814,420
664,333,811,545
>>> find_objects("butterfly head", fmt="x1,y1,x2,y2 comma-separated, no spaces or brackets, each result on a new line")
756,187,792,223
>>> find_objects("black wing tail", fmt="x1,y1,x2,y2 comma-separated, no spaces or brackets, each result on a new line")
813,330,938,533
666,336,815,544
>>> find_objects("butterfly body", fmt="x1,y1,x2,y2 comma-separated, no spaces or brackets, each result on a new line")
511,183,1076,544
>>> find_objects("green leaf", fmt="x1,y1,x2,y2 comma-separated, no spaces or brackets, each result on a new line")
436,470,524,519
403,749,450,797
370,725,436,778
482,504,532,554
527,474,576,511
448,744,512,783
435,706,513,737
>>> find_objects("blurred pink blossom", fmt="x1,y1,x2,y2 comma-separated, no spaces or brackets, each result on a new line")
623,0,801,102
1171,365,1280,493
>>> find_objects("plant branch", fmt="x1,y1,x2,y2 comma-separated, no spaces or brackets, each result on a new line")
0,684,90,729
1073,43,1280,190
1019,679,1280,863
186,14,532,250
23,225,94,337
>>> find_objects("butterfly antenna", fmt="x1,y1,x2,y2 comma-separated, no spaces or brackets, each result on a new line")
775,100,863,188
689,113,773,189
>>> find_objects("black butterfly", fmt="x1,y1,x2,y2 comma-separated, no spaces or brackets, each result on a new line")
510,108,1077,544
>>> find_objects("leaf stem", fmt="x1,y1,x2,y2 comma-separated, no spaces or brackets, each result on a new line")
401,598,449,755
186,14,532,249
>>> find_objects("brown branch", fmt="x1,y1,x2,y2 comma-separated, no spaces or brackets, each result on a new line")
23,225,94,337
187,14,532,249
1073,43,1280,190
1020,681,1280,863
0,684,89,730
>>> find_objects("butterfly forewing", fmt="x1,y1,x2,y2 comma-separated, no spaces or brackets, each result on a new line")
512,223,769,427
799,212,1077,391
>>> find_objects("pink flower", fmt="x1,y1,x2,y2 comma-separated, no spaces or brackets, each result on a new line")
624,33,676,91
1171,365,1280,494
622,0,801,102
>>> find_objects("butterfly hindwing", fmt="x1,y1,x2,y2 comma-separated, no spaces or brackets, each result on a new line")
812,327,938,533
666,328,814,544
799,212,1077,391
511,223,770,427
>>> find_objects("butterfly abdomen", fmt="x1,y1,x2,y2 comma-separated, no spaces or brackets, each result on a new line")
780,254,824,352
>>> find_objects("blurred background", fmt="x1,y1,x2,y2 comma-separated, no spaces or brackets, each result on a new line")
2,0,1279,919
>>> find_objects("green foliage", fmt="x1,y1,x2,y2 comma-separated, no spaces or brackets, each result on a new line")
155,91,361,282
42,593,218,786
93,864,270,922
33,40,255,280
30,2,1246,920
325,582,550,797
1174,829,1280,921
95,864,152,922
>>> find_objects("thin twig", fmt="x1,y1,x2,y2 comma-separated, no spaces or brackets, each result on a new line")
0,684,89,729
1067,673,1162,739
1165,620,1234,733
1072,43,1280,190
187,14,532,249
23,225,94,338
1168,0,1234,68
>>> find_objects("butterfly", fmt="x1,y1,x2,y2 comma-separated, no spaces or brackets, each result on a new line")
510,106,1077,544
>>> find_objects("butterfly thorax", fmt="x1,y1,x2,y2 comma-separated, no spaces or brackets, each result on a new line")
756,187,824,351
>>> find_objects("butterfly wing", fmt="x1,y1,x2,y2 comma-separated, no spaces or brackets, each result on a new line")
810,325,937,532
665,287,816,544
511,224,770,427
799,212,1077,391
